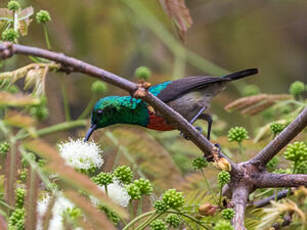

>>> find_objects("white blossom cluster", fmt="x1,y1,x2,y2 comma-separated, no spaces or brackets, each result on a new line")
91,180,131,208
58,138,103,172
36,194,82,230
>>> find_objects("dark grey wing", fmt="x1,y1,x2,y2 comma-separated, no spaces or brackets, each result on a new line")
156,68,258,103
157,76,229,103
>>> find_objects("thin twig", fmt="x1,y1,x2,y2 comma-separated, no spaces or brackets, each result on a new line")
250,106,307,167
0,42,237,170
253,189,291,208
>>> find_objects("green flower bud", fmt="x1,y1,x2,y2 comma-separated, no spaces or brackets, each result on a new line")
114,166,133,184
221,208,235,220
7,1,20,11
153,200,168,213
162,189,184,209
266,157,279,172
134,178,153,195
21,152,36,168
7,85,19,94
38,158,46,167
19,169,27,182
30,106,49,121
192,157,208,170
227,127,248,143
214,220,234,230
150,219,167,230
284,141,307,162
126,183,141,200
0,142,10,156
135,66,151,80
99,206,120,224
296,161,307,174
78,164,97,176
242,85,260,96
270,122,285,135
36,10,51,23
92,172,113,186
63,207,82,220
15,187,25,209
91,81,108,94
218,171,231,188
289,81,305,96
2,28,19,42
166,214,181,228
8,208,24,230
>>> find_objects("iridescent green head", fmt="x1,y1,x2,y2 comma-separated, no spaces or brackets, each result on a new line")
84,96,149,141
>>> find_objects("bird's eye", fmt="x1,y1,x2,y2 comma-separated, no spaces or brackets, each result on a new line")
97,109,103,115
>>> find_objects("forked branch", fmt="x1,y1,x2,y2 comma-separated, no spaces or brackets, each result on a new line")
1,42,306,230
250,106,307,167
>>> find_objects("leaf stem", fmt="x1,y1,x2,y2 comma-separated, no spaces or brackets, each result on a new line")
60,78,71,121
78,96,96,120
167,210,209,230
135,213,162,230
122,210,155,230
43,24,51,50
14,119,87,140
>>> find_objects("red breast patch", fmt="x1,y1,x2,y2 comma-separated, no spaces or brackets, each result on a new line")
147,112,175,131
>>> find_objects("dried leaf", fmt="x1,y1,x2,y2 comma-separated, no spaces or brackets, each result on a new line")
159,0,193,40
41,195,56,230
18,7,34,36
18,7,34,21
225,94,292,116
23,139,128,219
25,168,39,230
4,144,21,207
19,19,32,36
0,63,60,96
0,214,6,230
257,200,305,230
0,92,40,107
4,110,36,128
64,190,116,230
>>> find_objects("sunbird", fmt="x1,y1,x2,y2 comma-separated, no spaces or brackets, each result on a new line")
84,68,258,141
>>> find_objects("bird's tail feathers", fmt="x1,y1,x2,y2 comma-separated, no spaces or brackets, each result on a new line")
223,68,258,81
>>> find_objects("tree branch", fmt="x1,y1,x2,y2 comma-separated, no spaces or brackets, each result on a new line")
232,185,249,230
250,106,307,167
0,42,237,170
1,42,305,230
254,173,307,188
252,189,290,208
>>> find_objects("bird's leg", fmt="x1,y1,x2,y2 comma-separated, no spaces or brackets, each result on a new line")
199,113,213,140
181,106,207,139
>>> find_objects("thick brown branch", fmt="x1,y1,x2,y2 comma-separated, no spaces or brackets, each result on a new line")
0,42,237,171
253,173,307,188
232,185,249,230
250,106,307,167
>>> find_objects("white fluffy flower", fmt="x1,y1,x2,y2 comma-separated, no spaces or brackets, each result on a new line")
92,180,131,208
58,138,103,171
36,194,80,230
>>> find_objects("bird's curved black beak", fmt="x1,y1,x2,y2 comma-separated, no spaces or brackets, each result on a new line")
84,124,97,142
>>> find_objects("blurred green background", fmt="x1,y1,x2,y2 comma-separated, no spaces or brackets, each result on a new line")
2,0,307,160
1,0,307,195
3,0,307,124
